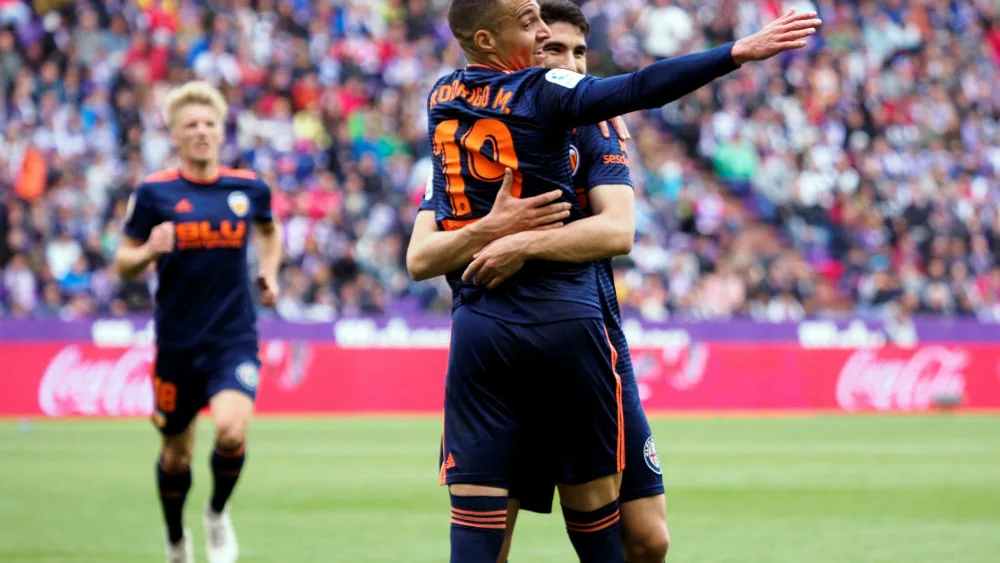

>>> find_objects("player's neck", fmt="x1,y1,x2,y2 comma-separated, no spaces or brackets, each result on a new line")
466,53,518,73
179,161,220,184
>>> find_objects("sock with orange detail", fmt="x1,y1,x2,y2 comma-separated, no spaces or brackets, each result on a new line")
157,456,191,544
210,442,246,513
562,499,626,563
449,494,507,563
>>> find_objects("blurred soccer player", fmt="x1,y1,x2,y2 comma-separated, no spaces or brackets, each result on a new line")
114,81,282,563
408,1,819,561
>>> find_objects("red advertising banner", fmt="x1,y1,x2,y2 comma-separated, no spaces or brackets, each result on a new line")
1,342,998,417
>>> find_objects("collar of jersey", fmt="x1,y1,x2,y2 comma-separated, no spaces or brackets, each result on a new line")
179,168,221,185
465,63,512,75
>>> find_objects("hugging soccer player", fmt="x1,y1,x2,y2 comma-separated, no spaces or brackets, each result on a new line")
409,0,819,561
499,1,670,561
114,81,282,563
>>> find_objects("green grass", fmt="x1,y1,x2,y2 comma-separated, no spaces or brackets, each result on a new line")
1,415,998,562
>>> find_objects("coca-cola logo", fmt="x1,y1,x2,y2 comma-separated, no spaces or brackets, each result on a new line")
632,343,710,402
836,347,968,411
38,345,156,416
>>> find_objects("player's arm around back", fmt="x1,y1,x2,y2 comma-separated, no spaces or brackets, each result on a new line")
406,209,492,281
406,170,571,281
461,184,633,289
521,183,634,263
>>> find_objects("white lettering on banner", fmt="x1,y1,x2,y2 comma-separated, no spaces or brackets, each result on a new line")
621,319,691,348
334,318,451,348
798,320,889,349
38,345,155,416
835,347,968,411
91,319,155,347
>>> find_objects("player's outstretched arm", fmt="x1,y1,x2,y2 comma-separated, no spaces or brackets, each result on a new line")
115,224,173,280
463,182,634,289
406,170,570,281
540,10,821,127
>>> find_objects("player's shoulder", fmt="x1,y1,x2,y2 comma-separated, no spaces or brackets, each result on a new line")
142,169,182,186
136,169,182,200
218,166,261,183
218,167,267,191
531,67,588,90
430,69,458,92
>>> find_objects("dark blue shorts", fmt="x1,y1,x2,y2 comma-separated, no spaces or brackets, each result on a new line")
150,343,260,435
439,307,624,488
510,328,665,513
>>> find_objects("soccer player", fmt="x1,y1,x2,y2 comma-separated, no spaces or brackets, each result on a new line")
488,2,669,561
415,3,667,560
114,81,282,563
407,2,819,561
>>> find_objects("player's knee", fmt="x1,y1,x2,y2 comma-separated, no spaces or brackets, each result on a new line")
624,523,670,563
160,441,193,472
214,415,248,448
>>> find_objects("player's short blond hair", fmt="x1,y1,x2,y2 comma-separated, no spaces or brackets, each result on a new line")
163,81,228,130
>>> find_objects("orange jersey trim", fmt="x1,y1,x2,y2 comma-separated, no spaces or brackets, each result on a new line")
219,167,259,180
466,63,512,75
147,167,259,185
604,326,626,473
144,169,180,183
441,218,480,231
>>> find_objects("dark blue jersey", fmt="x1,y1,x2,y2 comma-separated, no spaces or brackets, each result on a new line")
426,65,600,324
570,125,633,337
425,46,738,323
123,168,273,350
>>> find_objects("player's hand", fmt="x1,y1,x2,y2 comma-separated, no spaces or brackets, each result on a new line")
731,9,821,64
146,222,175,256
597,116,631,140
257,275,279,307
462,232,531,289
479,168,570,239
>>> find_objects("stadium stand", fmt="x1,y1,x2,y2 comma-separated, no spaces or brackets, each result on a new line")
0,0,998,323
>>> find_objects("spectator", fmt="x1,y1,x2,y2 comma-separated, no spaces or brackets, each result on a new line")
0,0,997,325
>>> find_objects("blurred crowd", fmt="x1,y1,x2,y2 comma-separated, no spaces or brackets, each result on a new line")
1,0,999,324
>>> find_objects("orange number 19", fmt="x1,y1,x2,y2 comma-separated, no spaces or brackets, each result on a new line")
432,118,523,216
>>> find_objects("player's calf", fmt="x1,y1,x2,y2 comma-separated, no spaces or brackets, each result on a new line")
208,390,252,513
498,499,521,563
449,484,508,563
158,427,196,546
204,391,252,563
559,473,626,563
621,496,670,563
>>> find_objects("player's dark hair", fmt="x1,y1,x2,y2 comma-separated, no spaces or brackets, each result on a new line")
539,0,590,37
448,0,503,52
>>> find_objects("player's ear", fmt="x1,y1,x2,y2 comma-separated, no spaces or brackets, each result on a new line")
473,28,496,54
168,126,179,149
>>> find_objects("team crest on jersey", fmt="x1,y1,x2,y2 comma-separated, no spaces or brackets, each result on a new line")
568,145,580,176
235,362,259,390
227,191,250,218
643,436,662,475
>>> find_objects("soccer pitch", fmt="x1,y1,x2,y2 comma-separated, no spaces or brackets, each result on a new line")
1,415,998,562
